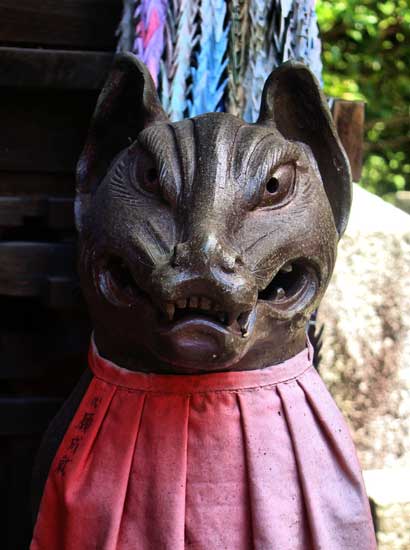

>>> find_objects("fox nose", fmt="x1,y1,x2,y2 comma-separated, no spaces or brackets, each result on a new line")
174,234,242,273
152,232,257,317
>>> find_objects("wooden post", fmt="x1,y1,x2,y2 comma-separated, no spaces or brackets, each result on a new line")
331,99,366,182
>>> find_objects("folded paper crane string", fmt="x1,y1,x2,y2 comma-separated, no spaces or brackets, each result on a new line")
133,0,167,86
118,0,322,121
31,55,376,550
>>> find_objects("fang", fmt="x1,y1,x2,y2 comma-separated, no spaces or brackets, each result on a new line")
276,287,286,299
165,303,175,321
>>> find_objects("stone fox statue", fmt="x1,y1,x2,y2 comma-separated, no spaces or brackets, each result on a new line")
31,53,376,549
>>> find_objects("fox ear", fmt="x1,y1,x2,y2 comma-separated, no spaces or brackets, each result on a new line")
258,61,352,236
75,53,167,229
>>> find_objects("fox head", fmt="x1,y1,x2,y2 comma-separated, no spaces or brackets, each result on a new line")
75,53,351,374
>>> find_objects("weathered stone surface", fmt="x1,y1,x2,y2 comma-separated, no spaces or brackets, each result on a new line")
318,184,410,470
395,190,410,215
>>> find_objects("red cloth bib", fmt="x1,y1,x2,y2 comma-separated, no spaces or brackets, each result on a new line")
31,339,376,549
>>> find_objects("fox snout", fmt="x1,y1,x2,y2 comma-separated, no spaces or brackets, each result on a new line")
151,234,258,328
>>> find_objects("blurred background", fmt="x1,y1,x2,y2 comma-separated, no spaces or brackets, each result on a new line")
317,0,410,208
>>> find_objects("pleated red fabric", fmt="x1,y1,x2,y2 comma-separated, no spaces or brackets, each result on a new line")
31,339,376,550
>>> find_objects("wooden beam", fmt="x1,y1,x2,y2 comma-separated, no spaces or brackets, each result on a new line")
0,47,113,90
0,196,74,229
0,88,97,172
0,0,121,51
332,99,365,182
0,172,75,194
0,241,79,307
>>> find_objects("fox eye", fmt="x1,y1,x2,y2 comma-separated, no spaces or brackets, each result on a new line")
142,166,159,194
260,163,296,207
130,148,160,195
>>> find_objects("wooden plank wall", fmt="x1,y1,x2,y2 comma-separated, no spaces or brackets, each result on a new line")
0,1,120,50
0,3,120,547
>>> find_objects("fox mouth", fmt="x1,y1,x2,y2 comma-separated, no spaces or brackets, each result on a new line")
97,257,256,336
96,256,143,307
96,256,318,333
258,260,319,315
160,299,256,337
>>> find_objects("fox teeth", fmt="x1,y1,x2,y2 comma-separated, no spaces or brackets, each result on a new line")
165,297,243,329
235,310,252,337
200,297,212,310
280,263,293,273
165,302,175,321
227,311,238,326
276,287,286,299
189,296,199,308
217,311,225,323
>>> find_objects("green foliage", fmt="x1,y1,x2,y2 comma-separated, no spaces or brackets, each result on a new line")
316,0,410,198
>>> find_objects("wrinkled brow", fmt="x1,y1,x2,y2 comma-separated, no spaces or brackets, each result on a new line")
232,127,301,184
137,124,182,194
245,139,302,180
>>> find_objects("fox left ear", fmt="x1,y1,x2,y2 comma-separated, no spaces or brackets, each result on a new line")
258,61,352,236
75,53,167,230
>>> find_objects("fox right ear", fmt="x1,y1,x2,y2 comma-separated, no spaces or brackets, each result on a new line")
258,61,352,236
75,53,167,229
